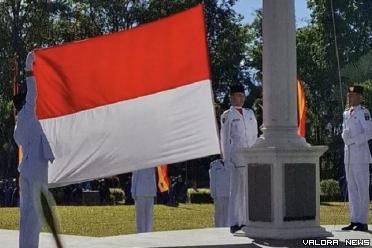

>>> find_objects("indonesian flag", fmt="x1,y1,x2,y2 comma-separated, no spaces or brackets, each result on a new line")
32,5,220,187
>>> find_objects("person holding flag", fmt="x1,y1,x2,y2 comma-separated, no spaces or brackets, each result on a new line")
13,52,56,248
220,84,258,234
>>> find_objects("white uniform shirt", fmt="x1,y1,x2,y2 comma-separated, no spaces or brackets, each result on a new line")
131,168,156,198
14,75,54,182
209,159,230,198
342,105,372,164
220,106,258,166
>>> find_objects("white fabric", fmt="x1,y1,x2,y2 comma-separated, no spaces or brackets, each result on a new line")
19,176,47,248
132,168,156,233
343,105,372,164
220,107,258,164
209,159,229,198
220,107,258,226
43,80,220,187
131,168,156,198
342,105,372,224
228,165,247,226
213,196,229,227
209,159,229,227
134,197,154,233
14,76,54,182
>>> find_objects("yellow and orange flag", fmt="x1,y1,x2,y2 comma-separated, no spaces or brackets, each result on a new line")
157,164,171,193
297,79,306,137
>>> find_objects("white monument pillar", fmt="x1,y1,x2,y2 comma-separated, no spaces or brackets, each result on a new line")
239,0,332,239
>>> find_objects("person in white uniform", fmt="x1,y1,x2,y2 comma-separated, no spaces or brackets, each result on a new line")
341,85,371,232
209,158,230,227
14,52,55,248
220,84,258,234
131,167,156,233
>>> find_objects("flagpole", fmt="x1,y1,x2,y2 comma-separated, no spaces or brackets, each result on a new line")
11,53,21,196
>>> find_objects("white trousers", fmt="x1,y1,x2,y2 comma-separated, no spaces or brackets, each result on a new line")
345,163,370,224
228,166,247,226
19,176,46,248
214,196,229,227
135,197,154,233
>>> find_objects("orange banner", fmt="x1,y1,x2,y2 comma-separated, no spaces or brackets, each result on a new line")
297,79,306,137
157,165,171,193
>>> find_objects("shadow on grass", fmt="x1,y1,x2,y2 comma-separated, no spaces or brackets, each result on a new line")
320,202,347,206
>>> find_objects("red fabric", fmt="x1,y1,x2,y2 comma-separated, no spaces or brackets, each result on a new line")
297,79,306,137
33,5,210,119
157,165,171,193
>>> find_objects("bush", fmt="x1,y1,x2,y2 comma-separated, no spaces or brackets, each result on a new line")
187,188,213,204
320,179,340,202
109,188,124,204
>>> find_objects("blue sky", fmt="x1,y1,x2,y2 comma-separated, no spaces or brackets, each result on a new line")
233,0,312,27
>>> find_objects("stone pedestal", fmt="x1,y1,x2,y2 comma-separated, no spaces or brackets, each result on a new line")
237,146,331,239
239,0,332,239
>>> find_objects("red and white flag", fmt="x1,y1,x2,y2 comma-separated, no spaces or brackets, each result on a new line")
32,5,220,187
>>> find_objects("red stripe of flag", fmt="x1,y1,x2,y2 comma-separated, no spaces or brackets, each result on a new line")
33,5,209,119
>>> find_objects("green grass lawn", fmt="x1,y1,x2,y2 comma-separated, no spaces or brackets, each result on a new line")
0,203,371,237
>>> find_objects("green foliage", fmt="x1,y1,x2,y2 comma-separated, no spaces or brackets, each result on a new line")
187,188,213,204
109,188,124,204
320,179,341,202
341,51,372,84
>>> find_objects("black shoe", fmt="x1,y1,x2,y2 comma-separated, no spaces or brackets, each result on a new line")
354,223,368,232
239,225,246,230
230,225,240,233
341,222,357,230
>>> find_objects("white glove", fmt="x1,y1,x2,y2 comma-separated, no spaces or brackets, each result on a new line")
342,129,353,145
25,52,35,72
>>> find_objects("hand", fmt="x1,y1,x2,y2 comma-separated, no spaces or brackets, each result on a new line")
342,129,353,145
342,129,350,139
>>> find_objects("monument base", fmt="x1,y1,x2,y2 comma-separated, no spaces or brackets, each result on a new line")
237,145,332,239
243,224,331,239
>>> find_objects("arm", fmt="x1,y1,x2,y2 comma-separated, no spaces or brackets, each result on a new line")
349,109,372,145
341,111,353,145
220,112,231,163
209,167,215,199
25,52,36,107
131,171,137,200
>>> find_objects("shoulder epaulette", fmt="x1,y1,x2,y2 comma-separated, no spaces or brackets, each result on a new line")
222,109,230,115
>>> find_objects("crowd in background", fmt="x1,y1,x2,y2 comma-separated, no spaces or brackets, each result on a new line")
0,178,18,207
0,172,189,207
